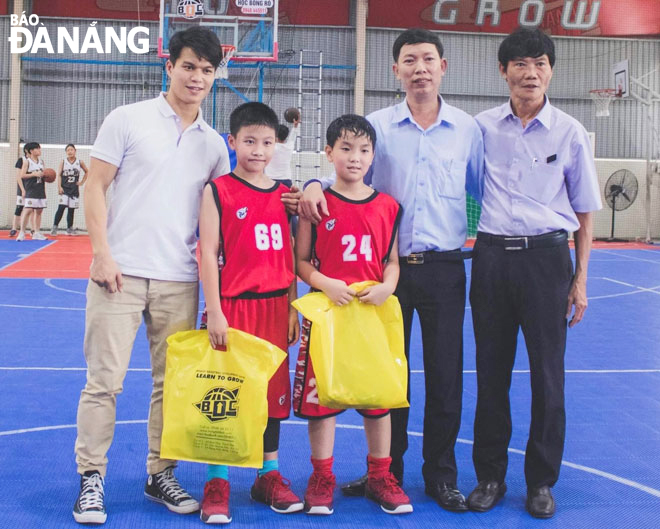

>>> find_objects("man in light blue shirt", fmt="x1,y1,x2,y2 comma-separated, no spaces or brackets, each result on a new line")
467,28,601,519
301,28,484,512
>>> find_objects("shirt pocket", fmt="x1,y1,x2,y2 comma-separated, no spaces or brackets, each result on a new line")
518,163,564,205
430,158,466,200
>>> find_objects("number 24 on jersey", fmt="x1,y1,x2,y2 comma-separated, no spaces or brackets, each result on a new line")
342,234,372,262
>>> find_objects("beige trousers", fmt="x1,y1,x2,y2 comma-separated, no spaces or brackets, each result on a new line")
75,275,199,476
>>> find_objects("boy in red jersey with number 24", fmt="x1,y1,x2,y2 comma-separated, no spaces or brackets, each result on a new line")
198,102,302,524
293,114,412,516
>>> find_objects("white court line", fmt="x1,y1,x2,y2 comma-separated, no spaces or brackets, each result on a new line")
2,367,658,375
594,249,660,265
0,303,85,311
600,277,660,297
44,278,86,295
2,419,658,499
0,240,56,271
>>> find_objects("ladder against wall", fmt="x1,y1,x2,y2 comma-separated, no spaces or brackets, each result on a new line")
294,50,324,187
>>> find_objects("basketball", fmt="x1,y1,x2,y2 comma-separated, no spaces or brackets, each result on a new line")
284,107,300,123
42,168,56,183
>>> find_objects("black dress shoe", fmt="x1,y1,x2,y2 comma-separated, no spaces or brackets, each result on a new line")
425,482,468,512
340,473,367,497
467,481,507,512
526,486,555,518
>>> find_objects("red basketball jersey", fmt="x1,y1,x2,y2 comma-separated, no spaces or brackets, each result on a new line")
313,189,401,285
211,173,294,298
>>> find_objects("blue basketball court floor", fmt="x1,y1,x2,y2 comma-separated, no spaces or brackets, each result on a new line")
1,234,659,528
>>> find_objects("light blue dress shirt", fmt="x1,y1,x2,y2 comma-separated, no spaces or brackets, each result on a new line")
476,99,602,236
321,97,484,256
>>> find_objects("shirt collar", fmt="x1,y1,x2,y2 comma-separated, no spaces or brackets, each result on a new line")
393,95,456,128
499,96,553,129
156,92,205,129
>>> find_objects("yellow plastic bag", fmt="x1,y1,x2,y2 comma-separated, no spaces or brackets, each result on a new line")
292,281,409,410
161,328,286,467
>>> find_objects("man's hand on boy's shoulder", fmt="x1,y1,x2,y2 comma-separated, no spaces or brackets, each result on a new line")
299,182,328,224
281,185,302,216
357,283,393,306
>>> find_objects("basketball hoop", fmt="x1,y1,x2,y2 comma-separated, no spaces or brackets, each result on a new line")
589,88,620,117
216,45,236,80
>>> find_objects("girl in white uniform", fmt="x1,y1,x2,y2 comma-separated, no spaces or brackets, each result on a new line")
17,142,47,241
51,144,88,235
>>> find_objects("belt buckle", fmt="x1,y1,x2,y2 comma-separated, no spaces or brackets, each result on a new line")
503,236,528,250
406,252,425,264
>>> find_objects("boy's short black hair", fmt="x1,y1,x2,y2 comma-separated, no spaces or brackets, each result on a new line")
169,27,223,69
326,114,376,150
498,28,556,69
276,124,290,142
392,28,444,62
229,102,279,137
24,142,40,153
65,143,76,150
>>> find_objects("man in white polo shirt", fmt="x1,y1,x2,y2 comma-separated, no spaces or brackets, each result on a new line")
73,27,229,524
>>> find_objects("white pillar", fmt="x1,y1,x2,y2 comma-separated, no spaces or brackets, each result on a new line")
354,0,368,115
7,0,24,226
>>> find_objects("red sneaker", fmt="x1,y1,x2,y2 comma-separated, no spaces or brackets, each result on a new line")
304,472,336,515
250,470,303,513
200,478,231,524
365,473,413,514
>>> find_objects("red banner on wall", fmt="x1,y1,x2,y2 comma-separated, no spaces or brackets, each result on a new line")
25,1,660,37
367,0,660,38
29,0,350,26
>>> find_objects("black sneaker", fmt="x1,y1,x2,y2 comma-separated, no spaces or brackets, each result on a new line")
73,470,107,524
144,466,199,514
9,229,17,237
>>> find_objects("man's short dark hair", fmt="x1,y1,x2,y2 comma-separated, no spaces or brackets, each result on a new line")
392,28,444,62
498,28,556,69
326,114,376,150
229,102,279,137
169,27,223,69
276,124,290,142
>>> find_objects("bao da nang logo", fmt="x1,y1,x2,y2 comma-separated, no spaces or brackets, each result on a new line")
194,387,240,423
8,12,149,54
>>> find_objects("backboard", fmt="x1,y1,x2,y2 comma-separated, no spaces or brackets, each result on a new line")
158,0,279,62
612,59,630,98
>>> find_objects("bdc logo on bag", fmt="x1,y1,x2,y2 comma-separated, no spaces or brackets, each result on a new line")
194,387,240,422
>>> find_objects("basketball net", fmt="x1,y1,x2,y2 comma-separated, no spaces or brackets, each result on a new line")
589,88,621,117
216,45,236,80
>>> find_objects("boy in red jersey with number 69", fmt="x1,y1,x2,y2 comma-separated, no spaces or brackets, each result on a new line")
198,102,302,524
293,114,412,516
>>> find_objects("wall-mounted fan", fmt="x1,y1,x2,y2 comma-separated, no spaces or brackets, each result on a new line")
603,169,638,241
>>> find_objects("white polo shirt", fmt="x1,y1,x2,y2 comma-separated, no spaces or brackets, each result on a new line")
91,93,230,282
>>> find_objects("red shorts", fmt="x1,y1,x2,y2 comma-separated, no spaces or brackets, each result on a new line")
203,294,290,419
292,317,388,420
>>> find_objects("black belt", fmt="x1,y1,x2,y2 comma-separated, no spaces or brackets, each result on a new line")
400,249,472,265
476,230,567,251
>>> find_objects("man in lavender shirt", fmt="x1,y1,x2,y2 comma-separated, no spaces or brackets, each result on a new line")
466,28,601,519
